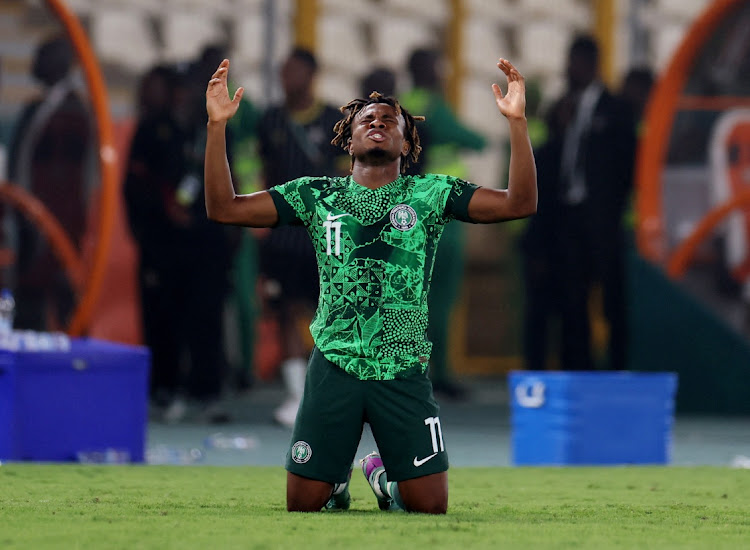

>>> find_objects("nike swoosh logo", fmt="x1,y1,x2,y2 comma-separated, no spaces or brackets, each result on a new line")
326,212,351,221
413,453,438,467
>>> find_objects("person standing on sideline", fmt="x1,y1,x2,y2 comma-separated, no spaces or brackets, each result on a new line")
7,34,93,330
401,47,487,399
360,67,397,99
204,56,536,513
195,44,263,392
124,62,235,424
256,48,349,427
0,56,7,179
518,97,573,370
618,66,654,133
554,35,636,371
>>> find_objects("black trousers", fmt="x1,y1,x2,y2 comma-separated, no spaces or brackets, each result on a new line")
140,258,228,401
557,213,628,371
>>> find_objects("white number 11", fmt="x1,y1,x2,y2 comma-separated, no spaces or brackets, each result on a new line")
324,220,342,256
424,416,444,453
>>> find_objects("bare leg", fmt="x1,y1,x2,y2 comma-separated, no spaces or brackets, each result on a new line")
397,472,448,514
286,471,333,512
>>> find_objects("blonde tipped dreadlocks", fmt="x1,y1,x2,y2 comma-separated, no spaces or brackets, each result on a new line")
331,91,425,174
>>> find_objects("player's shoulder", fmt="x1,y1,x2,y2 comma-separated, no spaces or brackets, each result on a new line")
410,173,467,188
284,175,345,190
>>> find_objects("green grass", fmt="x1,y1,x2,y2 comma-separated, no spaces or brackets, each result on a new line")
1,465,748,549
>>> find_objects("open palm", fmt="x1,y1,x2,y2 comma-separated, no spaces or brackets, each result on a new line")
206,59,244,123
492,59,526,120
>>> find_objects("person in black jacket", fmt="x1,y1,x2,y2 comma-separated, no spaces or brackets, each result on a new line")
553,35,637,371
519,96,575,370
124,63,236,423
7,35,93,330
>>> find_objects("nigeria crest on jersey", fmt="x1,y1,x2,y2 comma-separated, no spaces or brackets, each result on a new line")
390,204,417,231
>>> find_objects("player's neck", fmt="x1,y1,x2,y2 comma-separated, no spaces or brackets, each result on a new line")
350,162,402,190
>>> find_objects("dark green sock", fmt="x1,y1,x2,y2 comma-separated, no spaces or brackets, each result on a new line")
325,481,351,511
377,472,405,511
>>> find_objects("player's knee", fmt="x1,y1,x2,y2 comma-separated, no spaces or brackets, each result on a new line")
407,498,447,515
286,494,328,512
286,473,332,512
402,492,448,514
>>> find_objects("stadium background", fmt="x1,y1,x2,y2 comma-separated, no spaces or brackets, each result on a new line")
1,0,749,416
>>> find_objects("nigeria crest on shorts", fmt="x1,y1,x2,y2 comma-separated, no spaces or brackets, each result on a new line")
291,441,312,463
390,204,417,231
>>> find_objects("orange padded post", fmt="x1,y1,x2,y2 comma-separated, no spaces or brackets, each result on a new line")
45,0,118,336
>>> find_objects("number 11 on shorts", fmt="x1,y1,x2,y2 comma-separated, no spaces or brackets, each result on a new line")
424,416,444,452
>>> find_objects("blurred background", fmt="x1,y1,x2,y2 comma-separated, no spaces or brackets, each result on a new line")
1,0,749,421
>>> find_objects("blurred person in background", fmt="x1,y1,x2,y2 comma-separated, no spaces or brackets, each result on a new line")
7,34,93,330
618,65,655,246
124,61,235,424
504,76,556,370
519,96,574,370
619,66,655,134
0,56,8,287
0,55,7,179
196,45,263,392
401,47,487,399
360,67,397,99
204,55,535,514
124,64,186,414
256,47,349,427
552,35,637,371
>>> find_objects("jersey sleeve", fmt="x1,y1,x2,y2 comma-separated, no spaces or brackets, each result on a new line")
444,176,479,222
268,177,310,226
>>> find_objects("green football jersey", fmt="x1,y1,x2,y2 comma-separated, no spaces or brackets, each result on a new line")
269,174,478,380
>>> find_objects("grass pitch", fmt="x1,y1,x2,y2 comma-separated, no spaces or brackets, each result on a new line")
1,464,748,549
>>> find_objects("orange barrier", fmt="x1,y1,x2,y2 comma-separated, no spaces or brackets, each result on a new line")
667,189,750,278
45,0,118,336
85,118,143,346
0,182,84,287
635,0,743,264
0,248,15,268
678,96,750,111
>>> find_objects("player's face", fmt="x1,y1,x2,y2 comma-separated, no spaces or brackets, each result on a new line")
348,103,410,166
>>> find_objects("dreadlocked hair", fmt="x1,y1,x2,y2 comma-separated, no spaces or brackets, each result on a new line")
331,91,425,174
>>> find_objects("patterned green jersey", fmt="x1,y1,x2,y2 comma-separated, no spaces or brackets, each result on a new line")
269,174,478,380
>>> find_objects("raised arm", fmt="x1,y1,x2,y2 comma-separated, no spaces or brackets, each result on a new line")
467,59,537,223
205,59,278,227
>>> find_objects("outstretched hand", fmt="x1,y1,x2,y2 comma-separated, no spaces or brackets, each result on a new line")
206,59,244,123
492,59,526,120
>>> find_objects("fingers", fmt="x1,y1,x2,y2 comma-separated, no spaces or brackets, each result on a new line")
211,58,230,81
206,77,223,95
491,82,503,100
497,58,523,81
232,87,245,104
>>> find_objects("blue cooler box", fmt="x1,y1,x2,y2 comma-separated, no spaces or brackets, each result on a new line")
0,337,150,462
509,371,677,465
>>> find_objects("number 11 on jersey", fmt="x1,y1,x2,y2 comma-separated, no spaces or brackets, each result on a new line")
324,219,342,256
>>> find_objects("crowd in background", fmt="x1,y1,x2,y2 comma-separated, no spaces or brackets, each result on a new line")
0,28,655,425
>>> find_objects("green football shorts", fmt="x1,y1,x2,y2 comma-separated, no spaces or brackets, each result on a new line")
285,347,449,484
